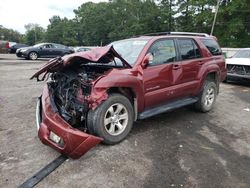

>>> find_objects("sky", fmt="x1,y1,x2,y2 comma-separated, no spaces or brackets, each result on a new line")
0,0,107,34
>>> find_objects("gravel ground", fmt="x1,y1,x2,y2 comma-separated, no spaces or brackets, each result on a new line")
0,54,250,188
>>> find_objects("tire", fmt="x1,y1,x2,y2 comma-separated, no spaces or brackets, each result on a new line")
194,80,217,112
87,93,134,145
28,52,38,60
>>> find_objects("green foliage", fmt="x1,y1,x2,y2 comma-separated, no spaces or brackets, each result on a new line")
24,24,45,45
0,26,23,42
3,0,249,48
215,0,250,47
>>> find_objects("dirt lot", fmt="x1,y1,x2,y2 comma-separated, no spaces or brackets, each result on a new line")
0,54,250,188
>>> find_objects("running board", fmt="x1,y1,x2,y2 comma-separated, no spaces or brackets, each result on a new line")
138,97,198,120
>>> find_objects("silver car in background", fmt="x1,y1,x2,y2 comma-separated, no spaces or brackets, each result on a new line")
226,48,250,81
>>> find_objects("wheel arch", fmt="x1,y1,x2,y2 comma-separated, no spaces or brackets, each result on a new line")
201,71,220,94
91,75,144,117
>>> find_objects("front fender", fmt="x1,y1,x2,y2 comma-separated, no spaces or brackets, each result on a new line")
89,74,144,112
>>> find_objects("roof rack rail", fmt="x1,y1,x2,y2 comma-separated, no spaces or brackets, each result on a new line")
141,31,210,37
169,32,210,37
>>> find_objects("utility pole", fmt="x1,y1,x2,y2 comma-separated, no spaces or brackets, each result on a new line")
210,0,220,35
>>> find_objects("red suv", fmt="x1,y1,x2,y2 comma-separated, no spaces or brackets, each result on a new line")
31,32,227,159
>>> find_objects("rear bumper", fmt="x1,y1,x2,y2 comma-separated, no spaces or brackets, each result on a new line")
36,85,102,159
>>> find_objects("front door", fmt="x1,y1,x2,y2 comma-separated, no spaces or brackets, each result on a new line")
40,44,53,57
143,39,178,109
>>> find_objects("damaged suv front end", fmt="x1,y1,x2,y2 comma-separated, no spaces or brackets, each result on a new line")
32,46,132,159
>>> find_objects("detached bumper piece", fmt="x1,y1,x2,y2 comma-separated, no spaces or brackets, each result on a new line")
36,85,102,159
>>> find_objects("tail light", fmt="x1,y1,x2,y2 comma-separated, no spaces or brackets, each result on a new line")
5,41,9,49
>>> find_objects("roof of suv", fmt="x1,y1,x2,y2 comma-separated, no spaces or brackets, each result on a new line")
131,32,216,40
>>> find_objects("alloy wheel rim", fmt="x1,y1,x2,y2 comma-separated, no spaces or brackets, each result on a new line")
204,87,215,107
104,103,128,136
30,52,37,60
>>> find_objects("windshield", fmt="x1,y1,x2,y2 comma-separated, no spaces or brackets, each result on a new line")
233,50,250,58
110,39,149,66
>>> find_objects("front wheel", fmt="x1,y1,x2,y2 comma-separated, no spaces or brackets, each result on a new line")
28,52,38,60
87,94,134,145
194,81,217,112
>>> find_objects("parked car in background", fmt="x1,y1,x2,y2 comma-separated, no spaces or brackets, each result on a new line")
73,46,95,53
31,32,226,159
16,43,74,60
0,40,9,53
8,43,28,53
226,48,250,81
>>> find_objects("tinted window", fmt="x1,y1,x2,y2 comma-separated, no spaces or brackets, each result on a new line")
148,39,176,66
178,39,202,60
54,44,66,49
201,39,222,56
42,44,51,49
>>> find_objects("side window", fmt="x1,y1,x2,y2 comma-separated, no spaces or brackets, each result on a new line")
42,45,49,49
54,44,64,49
178,39,202,60
201,39,222,56
43,44,51,48
148,39,176,66
50,44,56,48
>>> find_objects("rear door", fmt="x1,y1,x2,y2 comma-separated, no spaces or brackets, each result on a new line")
173,38,203,98
49,44,60,57
51,44,66,57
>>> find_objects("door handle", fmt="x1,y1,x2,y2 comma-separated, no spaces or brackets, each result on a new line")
173,64,181,70
198,61,204,65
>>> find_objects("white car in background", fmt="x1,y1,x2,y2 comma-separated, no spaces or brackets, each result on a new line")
226,48,250,81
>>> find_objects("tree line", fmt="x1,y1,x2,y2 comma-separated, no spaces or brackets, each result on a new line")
1,0,249,47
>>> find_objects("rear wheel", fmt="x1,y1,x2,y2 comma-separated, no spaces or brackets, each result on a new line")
87,94,134,144
195,81,217,112
29,52,38,60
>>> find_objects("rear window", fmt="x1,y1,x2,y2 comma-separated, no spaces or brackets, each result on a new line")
201,39,222,56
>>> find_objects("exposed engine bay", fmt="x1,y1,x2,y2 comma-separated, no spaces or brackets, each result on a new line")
48,65,111,130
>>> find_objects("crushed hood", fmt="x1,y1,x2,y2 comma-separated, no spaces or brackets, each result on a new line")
30,46,131,80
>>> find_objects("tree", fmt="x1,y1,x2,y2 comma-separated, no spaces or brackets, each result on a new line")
158,0,177,31
46,16,79,46
215,0,250,47
24,23,45,45
19,0,250,48
0,26,23,42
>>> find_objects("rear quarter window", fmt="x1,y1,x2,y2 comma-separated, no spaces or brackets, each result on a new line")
201,39,222,56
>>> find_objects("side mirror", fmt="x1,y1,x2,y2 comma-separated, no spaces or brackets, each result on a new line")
141,53,153,68
39,47,43,50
